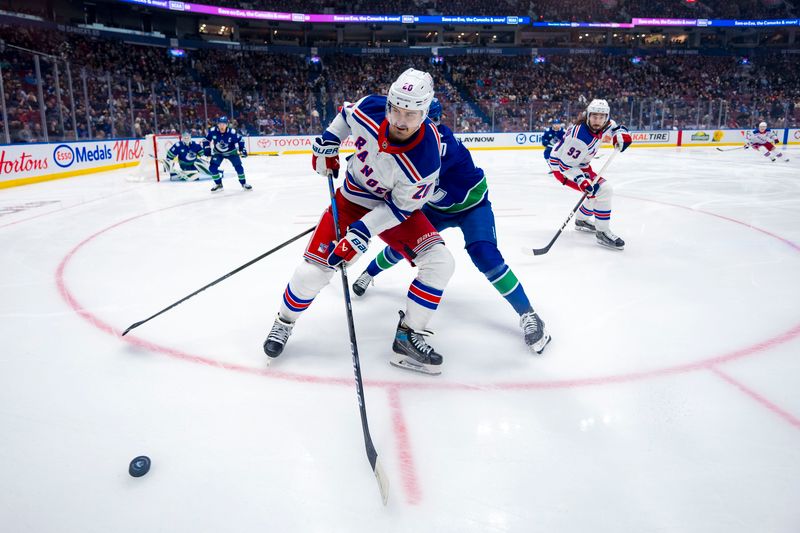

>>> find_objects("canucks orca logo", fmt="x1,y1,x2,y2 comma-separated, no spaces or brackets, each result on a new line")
186,152,197,161
216,141,230,152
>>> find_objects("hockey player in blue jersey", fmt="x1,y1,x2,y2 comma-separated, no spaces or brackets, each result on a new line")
541,118,565,160
351,98,551,354
165,132,215,181
203,116,252,192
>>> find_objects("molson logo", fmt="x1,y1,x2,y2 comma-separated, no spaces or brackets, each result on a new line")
112,139,144,161
691,132,710,141
53,144,75,168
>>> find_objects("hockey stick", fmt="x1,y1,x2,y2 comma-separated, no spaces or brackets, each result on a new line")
716,146,745,152
121,226,314,336
327,174,390,506
525,148,620,256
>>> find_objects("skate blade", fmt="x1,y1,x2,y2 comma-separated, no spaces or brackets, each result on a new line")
596,240,625,251
574,226,596,233
529,332,552,355
389,355,441,376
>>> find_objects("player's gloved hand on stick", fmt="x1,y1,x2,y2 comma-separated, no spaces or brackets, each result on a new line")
743,143,749,149
203,147,211,157
327,221,370,268
576,173,597,196
312,137,340,179
611,124,632,152
240,148,248,158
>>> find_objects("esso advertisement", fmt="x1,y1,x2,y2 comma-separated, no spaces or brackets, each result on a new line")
53,145,75,167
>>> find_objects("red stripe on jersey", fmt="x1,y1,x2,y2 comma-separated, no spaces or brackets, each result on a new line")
353,108,379,133
397,152,424,182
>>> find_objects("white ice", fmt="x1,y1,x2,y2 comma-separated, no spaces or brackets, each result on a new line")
1,147,799,532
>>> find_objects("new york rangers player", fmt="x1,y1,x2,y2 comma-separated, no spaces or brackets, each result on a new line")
548,99,632,250
745,122,789,162
203,116,252,192
263,69,455,375
541,118,565,160
352,98,550,354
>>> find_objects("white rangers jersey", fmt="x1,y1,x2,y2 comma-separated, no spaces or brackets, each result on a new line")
322,94,441,237
548,119,619,181
746,128,779,146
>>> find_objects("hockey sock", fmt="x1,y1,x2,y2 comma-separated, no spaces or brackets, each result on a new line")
366,246,403,277
484,263,531,315
278,261,334,322
404,279,443,331
238,174,246,183
212,174,222,185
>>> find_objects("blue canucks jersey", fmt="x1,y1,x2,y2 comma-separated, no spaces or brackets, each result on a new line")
204,127,244,156
542,127,565,149
426,124,487,214
166,141,204,168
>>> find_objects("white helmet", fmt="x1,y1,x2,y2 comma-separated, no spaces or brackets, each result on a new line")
386,68,435,119
758,121,767,131
586,99,610,119
181,131,192,145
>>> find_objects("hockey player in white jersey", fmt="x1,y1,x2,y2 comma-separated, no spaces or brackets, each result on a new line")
263,68,455,375
547,99,632,250
745,122,789,162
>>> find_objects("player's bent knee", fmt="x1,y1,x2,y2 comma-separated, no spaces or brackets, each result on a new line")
414,243,454,287
466,240,504,274
300,258,336,284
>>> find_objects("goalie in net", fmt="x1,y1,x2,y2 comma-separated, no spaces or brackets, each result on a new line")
162,132,217,181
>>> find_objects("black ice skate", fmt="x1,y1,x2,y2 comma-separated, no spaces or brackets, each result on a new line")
390,311,443,375
263,314,294,359
596,230,625,250
520,310,551,354
210,183,224,192
575,219,596,233
241,182,252,190
352,271,373,297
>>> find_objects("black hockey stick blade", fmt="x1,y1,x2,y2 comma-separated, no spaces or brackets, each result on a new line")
327,174,389,505
121,226,314,336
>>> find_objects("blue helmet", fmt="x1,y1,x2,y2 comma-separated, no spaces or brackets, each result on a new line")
428,98,442,122
217,116,229,125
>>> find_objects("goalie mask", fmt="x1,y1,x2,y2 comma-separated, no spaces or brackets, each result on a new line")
181,131,192,145
386,68,435,134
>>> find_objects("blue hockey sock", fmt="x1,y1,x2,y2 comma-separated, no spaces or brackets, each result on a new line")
366,247,402,277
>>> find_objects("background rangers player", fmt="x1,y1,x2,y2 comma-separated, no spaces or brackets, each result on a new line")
745,122,789,162
352,98,550,354
548,99,632,250
263,68,455,375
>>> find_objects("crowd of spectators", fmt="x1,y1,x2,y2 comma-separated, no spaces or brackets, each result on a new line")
2,22,799,143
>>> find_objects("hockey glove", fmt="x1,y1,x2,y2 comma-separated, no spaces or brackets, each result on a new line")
743,143,750,149
203,147,211,157
312,137,341,179
576,173,597,196
327,221,370,268
612,125,632,152
240,148,248,158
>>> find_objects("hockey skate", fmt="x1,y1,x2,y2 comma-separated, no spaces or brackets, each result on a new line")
352,271,373,297
241,182,253,190
390,310,443,375
210,183,224,192
596,230,625,250
263,314,295,359
520,310,551,354
575,219,596,233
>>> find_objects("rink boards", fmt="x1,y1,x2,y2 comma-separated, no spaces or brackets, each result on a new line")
1,128,798,188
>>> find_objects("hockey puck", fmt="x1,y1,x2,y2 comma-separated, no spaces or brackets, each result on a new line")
129,456,151,477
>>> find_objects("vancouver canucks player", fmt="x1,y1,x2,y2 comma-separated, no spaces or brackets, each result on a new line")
203,116,252,192
164,132,214,181
352,98,551,354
